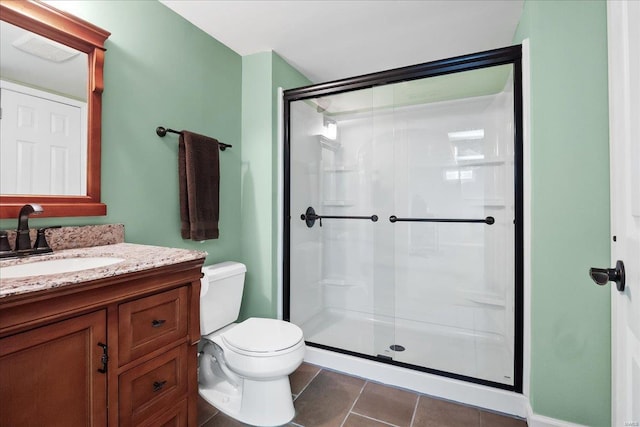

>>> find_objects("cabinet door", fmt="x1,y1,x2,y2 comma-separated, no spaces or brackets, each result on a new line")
0,310,107,427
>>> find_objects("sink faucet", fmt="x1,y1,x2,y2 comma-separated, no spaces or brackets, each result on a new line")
15,203,43,252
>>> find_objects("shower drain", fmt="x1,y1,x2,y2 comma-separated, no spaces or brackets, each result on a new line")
389,344,405,352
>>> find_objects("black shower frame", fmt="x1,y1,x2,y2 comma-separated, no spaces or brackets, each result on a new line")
283,45,524,393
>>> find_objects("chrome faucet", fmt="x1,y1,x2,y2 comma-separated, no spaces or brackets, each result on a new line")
14,203,43,252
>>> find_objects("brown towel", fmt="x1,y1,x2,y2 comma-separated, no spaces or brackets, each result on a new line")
178,130,220,240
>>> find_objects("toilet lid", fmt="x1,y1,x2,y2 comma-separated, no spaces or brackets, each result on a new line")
222,318,303,353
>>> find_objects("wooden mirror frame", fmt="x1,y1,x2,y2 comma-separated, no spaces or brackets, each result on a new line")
0,0,110,218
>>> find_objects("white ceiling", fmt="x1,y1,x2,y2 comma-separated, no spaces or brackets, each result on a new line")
0,20,87,100
160,0,524,83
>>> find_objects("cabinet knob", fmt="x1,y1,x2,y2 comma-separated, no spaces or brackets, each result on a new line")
151,319,166,328
153,380,167,392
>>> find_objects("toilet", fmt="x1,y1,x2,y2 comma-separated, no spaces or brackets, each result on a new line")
198,262,305,426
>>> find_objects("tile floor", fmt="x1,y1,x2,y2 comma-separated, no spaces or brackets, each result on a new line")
199,363,528,427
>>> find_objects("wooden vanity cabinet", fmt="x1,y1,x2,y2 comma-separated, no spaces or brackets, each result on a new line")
0,259,203,427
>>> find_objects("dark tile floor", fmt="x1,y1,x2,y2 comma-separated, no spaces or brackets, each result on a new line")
199,363,528,427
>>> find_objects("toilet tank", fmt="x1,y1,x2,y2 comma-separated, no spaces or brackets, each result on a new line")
200,261,247,335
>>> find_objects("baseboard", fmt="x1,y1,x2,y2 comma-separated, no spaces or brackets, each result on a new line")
526,403,588,427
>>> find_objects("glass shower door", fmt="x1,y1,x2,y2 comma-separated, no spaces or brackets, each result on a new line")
384,65,517,386
288,86,392,359
285,46,522,390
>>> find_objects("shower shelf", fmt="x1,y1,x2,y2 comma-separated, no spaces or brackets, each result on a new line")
320,278,364,287
463,291,506,307
456,158,507,167
324,166,357,172
414,157,509,169
467,199,506,208
322,200,355,207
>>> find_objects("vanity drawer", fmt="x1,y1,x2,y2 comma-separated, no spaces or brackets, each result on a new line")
119,287,188,365
137,399,188,427
119,344,188,427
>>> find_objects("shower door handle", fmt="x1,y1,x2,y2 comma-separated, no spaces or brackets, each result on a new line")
301,206,378,228
389,215,495,225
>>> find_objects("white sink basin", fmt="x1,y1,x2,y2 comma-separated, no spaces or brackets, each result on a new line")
0,257,125,279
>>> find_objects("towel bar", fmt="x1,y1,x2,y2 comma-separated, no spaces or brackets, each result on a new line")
156,126,232,151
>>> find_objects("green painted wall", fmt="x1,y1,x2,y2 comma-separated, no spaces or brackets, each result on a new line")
239,52,310,320
514,1,611,425
0,1,243,264
240,52,273,319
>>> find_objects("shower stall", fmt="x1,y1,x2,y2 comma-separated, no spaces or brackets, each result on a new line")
284,46,523,391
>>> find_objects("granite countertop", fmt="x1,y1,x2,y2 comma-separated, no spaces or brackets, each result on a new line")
0,243,207,299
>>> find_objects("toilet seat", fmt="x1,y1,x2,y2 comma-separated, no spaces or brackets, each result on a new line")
209,318,306,380
221,318,303,356
222,318,303,354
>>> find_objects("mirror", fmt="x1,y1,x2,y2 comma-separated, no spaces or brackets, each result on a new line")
1,20,88,196
0,0,110,218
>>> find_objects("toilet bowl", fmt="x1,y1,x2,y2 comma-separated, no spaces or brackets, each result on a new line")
198,262,305,426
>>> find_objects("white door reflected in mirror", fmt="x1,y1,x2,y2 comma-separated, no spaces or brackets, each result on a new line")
0,83,87,195
0,19,87,196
